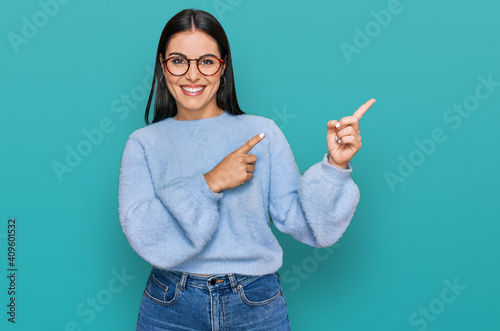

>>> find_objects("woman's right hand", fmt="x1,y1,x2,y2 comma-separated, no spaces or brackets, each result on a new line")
204,132,265,193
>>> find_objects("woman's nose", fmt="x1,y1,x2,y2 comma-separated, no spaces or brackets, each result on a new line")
185,60,201,81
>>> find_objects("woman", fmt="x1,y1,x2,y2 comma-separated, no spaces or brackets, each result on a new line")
118,8,374,331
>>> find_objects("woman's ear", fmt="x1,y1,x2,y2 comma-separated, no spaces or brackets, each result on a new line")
221,56,227,76
159,53,164,70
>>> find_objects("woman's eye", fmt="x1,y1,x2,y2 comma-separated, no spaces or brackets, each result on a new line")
172,57,187,64
200,58,215,65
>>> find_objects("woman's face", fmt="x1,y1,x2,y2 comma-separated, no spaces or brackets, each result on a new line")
161,29,226,118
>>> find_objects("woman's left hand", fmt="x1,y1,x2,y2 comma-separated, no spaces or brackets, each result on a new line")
326,98,376,169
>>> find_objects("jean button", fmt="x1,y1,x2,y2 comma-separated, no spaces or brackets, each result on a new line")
210,279,216,285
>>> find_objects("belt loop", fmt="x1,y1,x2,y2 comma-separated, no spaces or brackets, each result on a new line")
179,272,188,291
228,273,239,293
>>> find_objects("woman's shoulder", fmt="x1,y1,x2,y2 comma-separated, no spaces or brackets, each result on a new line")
125,119,167,144
231,112,278,129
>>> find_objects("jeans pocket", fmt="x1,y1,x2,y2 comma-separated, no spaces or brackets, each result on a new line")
239,273,283,307
143,271,180,306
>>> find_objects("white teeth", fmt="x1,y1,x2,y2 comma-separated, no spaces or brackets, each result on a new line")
181,86,205,93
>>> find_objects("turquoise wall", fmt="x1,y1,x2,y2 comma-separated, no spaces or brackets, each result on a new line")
1,0,499,330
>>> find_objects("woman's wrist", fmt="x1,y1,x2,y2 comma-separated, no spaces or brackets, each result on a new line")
204,172,221,193
328,154,348,169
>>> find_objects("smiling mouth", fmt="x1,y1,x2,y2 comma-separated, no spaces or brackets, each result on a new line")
181,86,205,93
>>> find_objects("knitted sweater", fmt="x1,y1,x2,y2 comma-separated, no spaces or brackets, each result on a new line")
118,110,360,276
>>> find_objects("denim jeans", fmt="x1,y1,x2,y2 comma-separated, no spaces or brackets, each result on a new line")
137,268,291,330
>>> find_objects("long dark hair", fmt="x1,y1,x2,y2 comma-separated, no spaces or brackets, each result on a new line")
144,9,244,125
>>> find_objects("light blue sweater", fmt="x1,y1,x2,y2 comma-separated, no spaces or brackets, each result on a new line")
118,110,360,276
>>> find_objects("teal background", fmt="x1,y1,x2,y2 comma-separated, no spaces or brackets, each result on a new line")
1,0,499,330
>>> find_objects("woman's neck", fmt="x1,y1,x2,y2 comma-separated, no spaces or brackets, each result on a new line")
174,105,224,121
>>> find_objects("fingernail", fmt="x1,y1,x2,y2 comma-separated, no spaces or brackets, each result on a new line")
329,120,334,126
259,132,265,138
335,122,340,128
338,139,341,144
335,135,338,141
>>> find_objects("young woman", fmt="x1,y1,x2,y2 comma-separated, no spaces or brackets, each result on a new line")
118,8,374,331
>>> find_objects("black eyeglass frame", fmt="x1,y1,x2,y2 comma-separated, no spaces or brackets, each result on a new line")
160,54,226,77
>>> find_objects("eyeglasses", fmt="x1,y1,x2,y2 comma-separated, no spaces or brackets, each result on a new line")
161,55,225,76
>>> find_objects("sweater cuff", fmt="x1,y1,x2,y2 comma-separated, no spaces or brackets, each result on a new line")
320,152,354,181
194,173,224,208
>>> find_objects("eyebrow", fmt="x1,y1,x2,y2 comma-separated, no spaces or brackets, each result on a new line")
167,52,219,58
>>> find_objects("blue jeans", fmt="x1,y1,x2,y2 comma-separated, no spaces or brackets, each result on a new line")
137,268,291,330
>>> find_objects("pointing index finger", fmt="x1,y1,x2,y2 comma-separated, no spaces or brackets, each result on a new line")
352,98,376,120
238,132,265,154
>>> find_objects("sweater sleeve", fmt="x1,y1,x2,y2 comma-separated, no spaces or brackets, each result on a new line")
118,136,223,269
267,121,360,248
